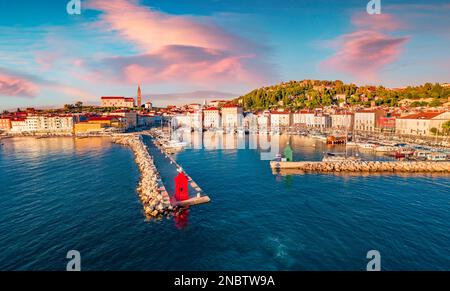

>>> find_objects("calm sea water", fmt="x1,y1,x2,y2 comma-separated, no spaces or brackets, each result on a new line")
0,135,449,271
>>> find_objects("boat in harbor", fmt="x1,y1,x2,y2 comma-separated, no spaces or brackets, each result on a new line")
357,143,376,150
322,152,361,162
374,145,398,153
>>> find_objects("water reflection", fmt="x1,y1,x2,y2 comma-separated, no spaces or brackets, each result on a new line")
175,132,392,162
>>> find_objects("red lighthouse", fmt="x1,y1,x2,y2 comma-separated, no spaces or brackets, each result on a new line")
174,170,189,201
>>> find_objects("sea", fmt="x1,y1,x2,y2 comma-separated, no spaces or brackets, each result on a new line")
0,135,448,270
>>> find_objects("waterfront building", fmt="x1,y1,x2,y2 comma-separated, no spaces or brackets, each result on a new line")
270,110,292,128
293,110,313,126
203,107,221,129
74,116,125,134
0,117,11,131
312,114,332,129
243,112,258,130
395,111,450,136
144,102,153,110
354,109,386,132
101,96,135,108
331,113,354,130
172,114,191,129
137,114,157,127
108,110,137,129
188,109,203,130
378,114,398,133
221,105,243,128
10,118,27,133
257,111,271,129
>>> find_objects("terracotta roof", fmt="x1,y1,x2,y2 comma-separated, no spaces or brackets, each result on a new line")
271,111,291,115
222,104,240,108
204,107,219,111
101,96,125,100
398,112,443,120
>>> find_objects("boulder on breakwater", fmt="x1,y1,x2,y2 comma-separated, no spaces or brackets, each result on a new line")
270,161,450,173
113,135,177,220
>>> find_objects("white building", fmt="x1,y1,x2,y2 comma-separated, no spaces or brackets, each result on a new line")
243,113,258,130
354,110,385,132
395,111,450,136
270,111,292,128
331,113,354,130
172,114,191,128
221,105,243,128
293,110,313,125
312,115,332,128
188,110,203,130
257,111,271,129
10,119,27,133
101,97,135,108
203,107,221,129
10,115,74,133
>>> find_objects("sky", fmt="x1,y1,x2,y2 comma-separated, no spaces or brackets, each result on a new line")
0,0,449,110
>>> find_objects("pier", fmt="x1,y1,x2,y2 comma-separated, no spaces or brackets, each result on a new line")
270,160,450,173
142,133,211,207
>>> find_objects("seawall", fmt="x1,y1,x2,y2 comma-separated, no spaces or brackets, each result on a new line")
270,161,450,173
113,135,175,220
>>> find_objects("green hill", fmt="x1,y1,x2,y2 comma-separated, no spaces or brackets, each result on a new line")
235,80,450,111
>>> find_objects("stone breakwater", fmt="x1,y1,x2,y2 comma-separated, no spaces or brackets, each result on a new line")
113,135,176,220
270,161,450,173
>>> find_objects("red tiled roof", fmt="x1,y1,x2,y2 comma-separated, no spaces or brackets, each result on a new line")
222,104,239,108
88,116,116,121
398,112,443,120
101,96,125,100
270,111,291,115
204,107,219,111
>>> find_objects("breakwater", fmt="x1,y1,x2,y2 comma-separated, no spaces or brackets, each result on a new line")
270,161,450,173
113,135,175,220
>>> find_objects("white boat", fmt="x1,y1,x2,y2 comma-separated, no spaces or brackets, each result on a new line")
322,152,361,162
357,143,376,150
346,141,358,147
374,146,398,153
427,153,447,161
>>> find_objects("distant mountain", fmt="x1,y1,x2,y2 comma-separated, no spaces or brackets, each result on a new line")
143,90,238,107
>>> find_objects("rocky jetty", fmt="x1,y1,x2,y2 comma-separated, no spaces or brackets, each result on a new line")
113,135,176,220
271,161,450,173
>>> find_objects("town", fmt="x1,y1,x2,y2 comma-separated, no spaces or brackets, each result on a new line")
1,82,449,150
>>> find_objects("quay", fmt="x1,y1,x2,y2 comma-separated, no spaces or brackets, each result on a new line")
270,161,450,173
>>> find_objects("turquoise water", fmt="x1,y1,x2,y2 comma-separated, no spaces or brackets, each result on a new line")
0,136,449,270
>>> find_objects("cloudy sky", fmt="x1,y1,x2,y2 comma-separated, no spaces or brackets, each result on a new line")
0,0,449,110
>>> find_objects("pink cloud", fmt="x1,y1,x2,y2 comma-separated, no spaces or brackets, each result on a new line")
322,31,409,81
84,0,273,87
86,0,252,53
0,72,39,97
351,13,406,31
321,13,409,82
87,45,267,86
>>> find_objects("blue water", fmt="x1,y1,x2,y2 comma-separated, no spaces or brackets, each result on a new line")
0,136,449,270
